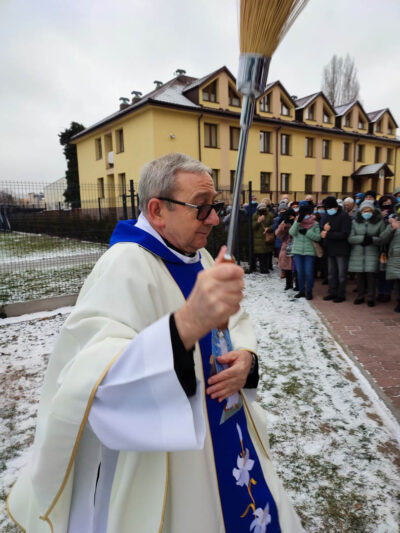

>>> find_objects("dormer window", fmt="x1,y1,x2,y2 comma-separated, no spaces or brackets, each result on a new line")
260,93,271,112
358,117,365,129
280,99,290,116
228,86,240,107
344,112,352,127
376,119,382,133
305,103,315,120
202,80,217,103
388,123,393,135
323,110,331,124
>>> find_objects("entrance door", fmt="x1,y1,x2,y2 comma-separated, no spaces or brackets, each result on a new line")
352,176,362,194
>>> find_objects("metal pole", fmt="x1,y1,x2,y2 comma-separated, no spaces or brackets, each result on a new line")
98,197,102,222
122,193,127,219
248,181,254,272
130,180,136,219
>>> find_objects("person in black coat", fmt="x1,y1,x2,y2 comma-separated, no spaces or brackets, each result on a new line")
321,196,352,302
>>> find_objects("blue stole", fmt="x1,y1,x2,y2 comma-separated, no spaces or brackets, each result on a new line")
110,220,281,532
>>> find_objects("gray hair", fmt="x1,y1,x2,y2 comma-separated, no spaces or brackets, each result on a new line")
138,153,211,213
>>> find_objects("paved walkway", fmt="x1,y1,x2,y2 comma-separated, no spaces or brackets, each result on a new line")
311,277,400,421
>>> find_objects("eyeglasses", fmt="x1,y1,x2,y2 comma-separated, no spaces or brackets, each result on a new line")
157,197,225,221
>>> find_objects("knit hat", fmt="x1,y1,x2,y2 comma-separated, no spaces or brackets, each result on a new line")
355,192,364,199
365,190,377,199
257,203,266,211
278,202,288,213
298,200,309,208
359,200,375,211
393,186,400,197
323,196,338,209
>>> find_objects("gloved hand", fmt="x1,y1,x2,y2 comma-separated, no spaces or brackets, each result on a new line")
298,228,307,235
363,235,373,246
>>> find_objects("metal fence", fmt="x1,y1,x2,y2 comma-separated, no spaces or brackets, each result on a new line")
0,178,345,307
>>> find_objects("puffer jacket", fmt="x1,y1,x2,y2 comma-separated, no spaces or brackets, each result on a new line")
276,221,292,270
383,216,400,280
252,210,274,254
320,206,352,256
348,210,393,273
289,220,321,256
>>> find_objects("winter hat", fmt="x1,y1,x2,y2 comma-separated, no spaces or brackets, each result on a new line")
354,192,364,200
365,190,377,199
298,204,313,219
393,186,400,197
298,200,309,208
378,195,394,208
323,196,338,209
359,200,375,211
278,202,289,213
257,203,267,211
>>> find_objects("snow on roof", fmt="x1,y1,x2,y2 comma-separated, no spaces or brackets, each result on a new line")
367,109,386,122
294,92,319,109
353,162,393,177
335,101,357,116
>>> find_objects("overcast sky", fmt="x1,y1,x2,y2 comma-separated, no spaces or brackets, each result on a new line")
1,0,399,183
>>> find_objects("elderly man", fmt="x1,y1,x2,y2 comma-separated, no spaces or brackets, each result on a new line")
8,153,302,533
343,197,356,218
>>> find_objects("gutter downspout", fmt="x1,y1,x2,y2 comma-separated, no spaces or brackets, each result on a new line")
352,136,360,194
275,126,281,204
198,112,204,161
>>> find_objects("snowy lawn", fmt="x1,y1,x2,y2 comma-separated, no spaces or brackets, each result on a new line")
1,271,400,532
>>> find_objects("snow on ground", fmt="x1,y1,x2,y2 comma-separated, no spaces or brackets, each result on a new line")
1,272,400,532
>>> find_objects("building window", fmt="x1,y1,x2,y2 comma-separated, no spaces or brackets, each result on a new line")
341,176,349,194
281,134,290,155
388,123,393,135
260,131,271,153
357,144,364,162
116,129,124,153
322,139,330,159
230,170,235,193
323,110,331,124
375,146,381,164
358,117,365,130
322,175,329,193
281,173,290,193
280,99,290,116
387,148,393,165
260,172,271,193
230,127,240,150
229,86,240,107
305,137,314,157
202,80,217,102
95,138,102,160
204,123,218,148
97,177,105,199
118,173,126,194
259,93,271,112
210,169,219,188
376,119,382,133
344,112,352,127
305,103,315,120
305,175,313,193
343,142,351,161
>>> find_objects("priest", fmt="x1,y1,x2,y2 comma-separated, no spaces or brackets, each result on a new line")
7,153,303,532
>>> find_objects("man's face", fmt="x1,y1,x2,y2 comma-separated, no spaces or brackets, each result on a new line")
344,202,353,212
160,171,219,253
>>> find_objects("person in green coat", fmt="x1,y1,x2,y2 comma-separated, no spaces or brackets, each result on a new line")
348,200,394,307
251,203,274,273
289,202,321,300
383,203,400,312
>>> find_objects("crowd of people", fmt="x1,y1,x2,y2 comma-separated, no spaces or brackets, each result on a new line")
249,187,400,313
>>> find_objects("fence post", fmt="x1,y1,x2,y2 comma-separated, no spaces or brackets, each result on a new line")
122,193,128,219
248,181,253,272
130,180,136,219
98,197,102,222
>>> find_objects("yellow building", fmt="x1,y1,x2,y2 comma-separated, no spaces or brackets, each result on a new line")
72,66,400,205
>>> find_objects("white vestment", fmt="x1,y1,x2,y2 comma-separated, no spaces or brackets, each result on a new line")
7,216,304,533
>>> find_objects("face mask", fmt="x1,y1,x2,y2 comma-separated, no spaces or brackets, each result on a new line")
293,207,299,213
318,209,325,215
361,212,372,220
327,208,337,216
303,215,310,220
355,198,361,204
382,205,392,212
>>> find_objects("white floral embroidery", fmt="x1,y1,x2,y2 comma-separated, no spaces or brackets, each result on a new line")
250,503,272,533
233,448,255,487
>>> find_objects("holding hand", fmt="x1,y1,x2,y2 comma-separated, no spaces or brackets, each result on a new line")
207,350,253,401
298,227,307,235
174,246,244,350
323,222,331,232
257,215,265,224
362,235,373,246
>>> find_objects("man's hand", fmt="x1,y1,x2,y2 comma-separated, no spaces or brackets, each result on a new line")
389,217,400,230
323,222,331,231
206,350,253,402
257,215,265,223
321,230,327,239
174,246,244,350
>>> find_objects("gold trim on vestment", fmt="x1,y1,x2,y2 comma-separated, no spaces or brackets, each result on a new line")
158,452,169,533
37,348,125,530
6,485,26,532
241,392,271,461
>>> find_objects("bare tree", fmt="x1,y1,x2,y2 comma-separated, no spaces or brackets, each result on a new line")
322,54,360,107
